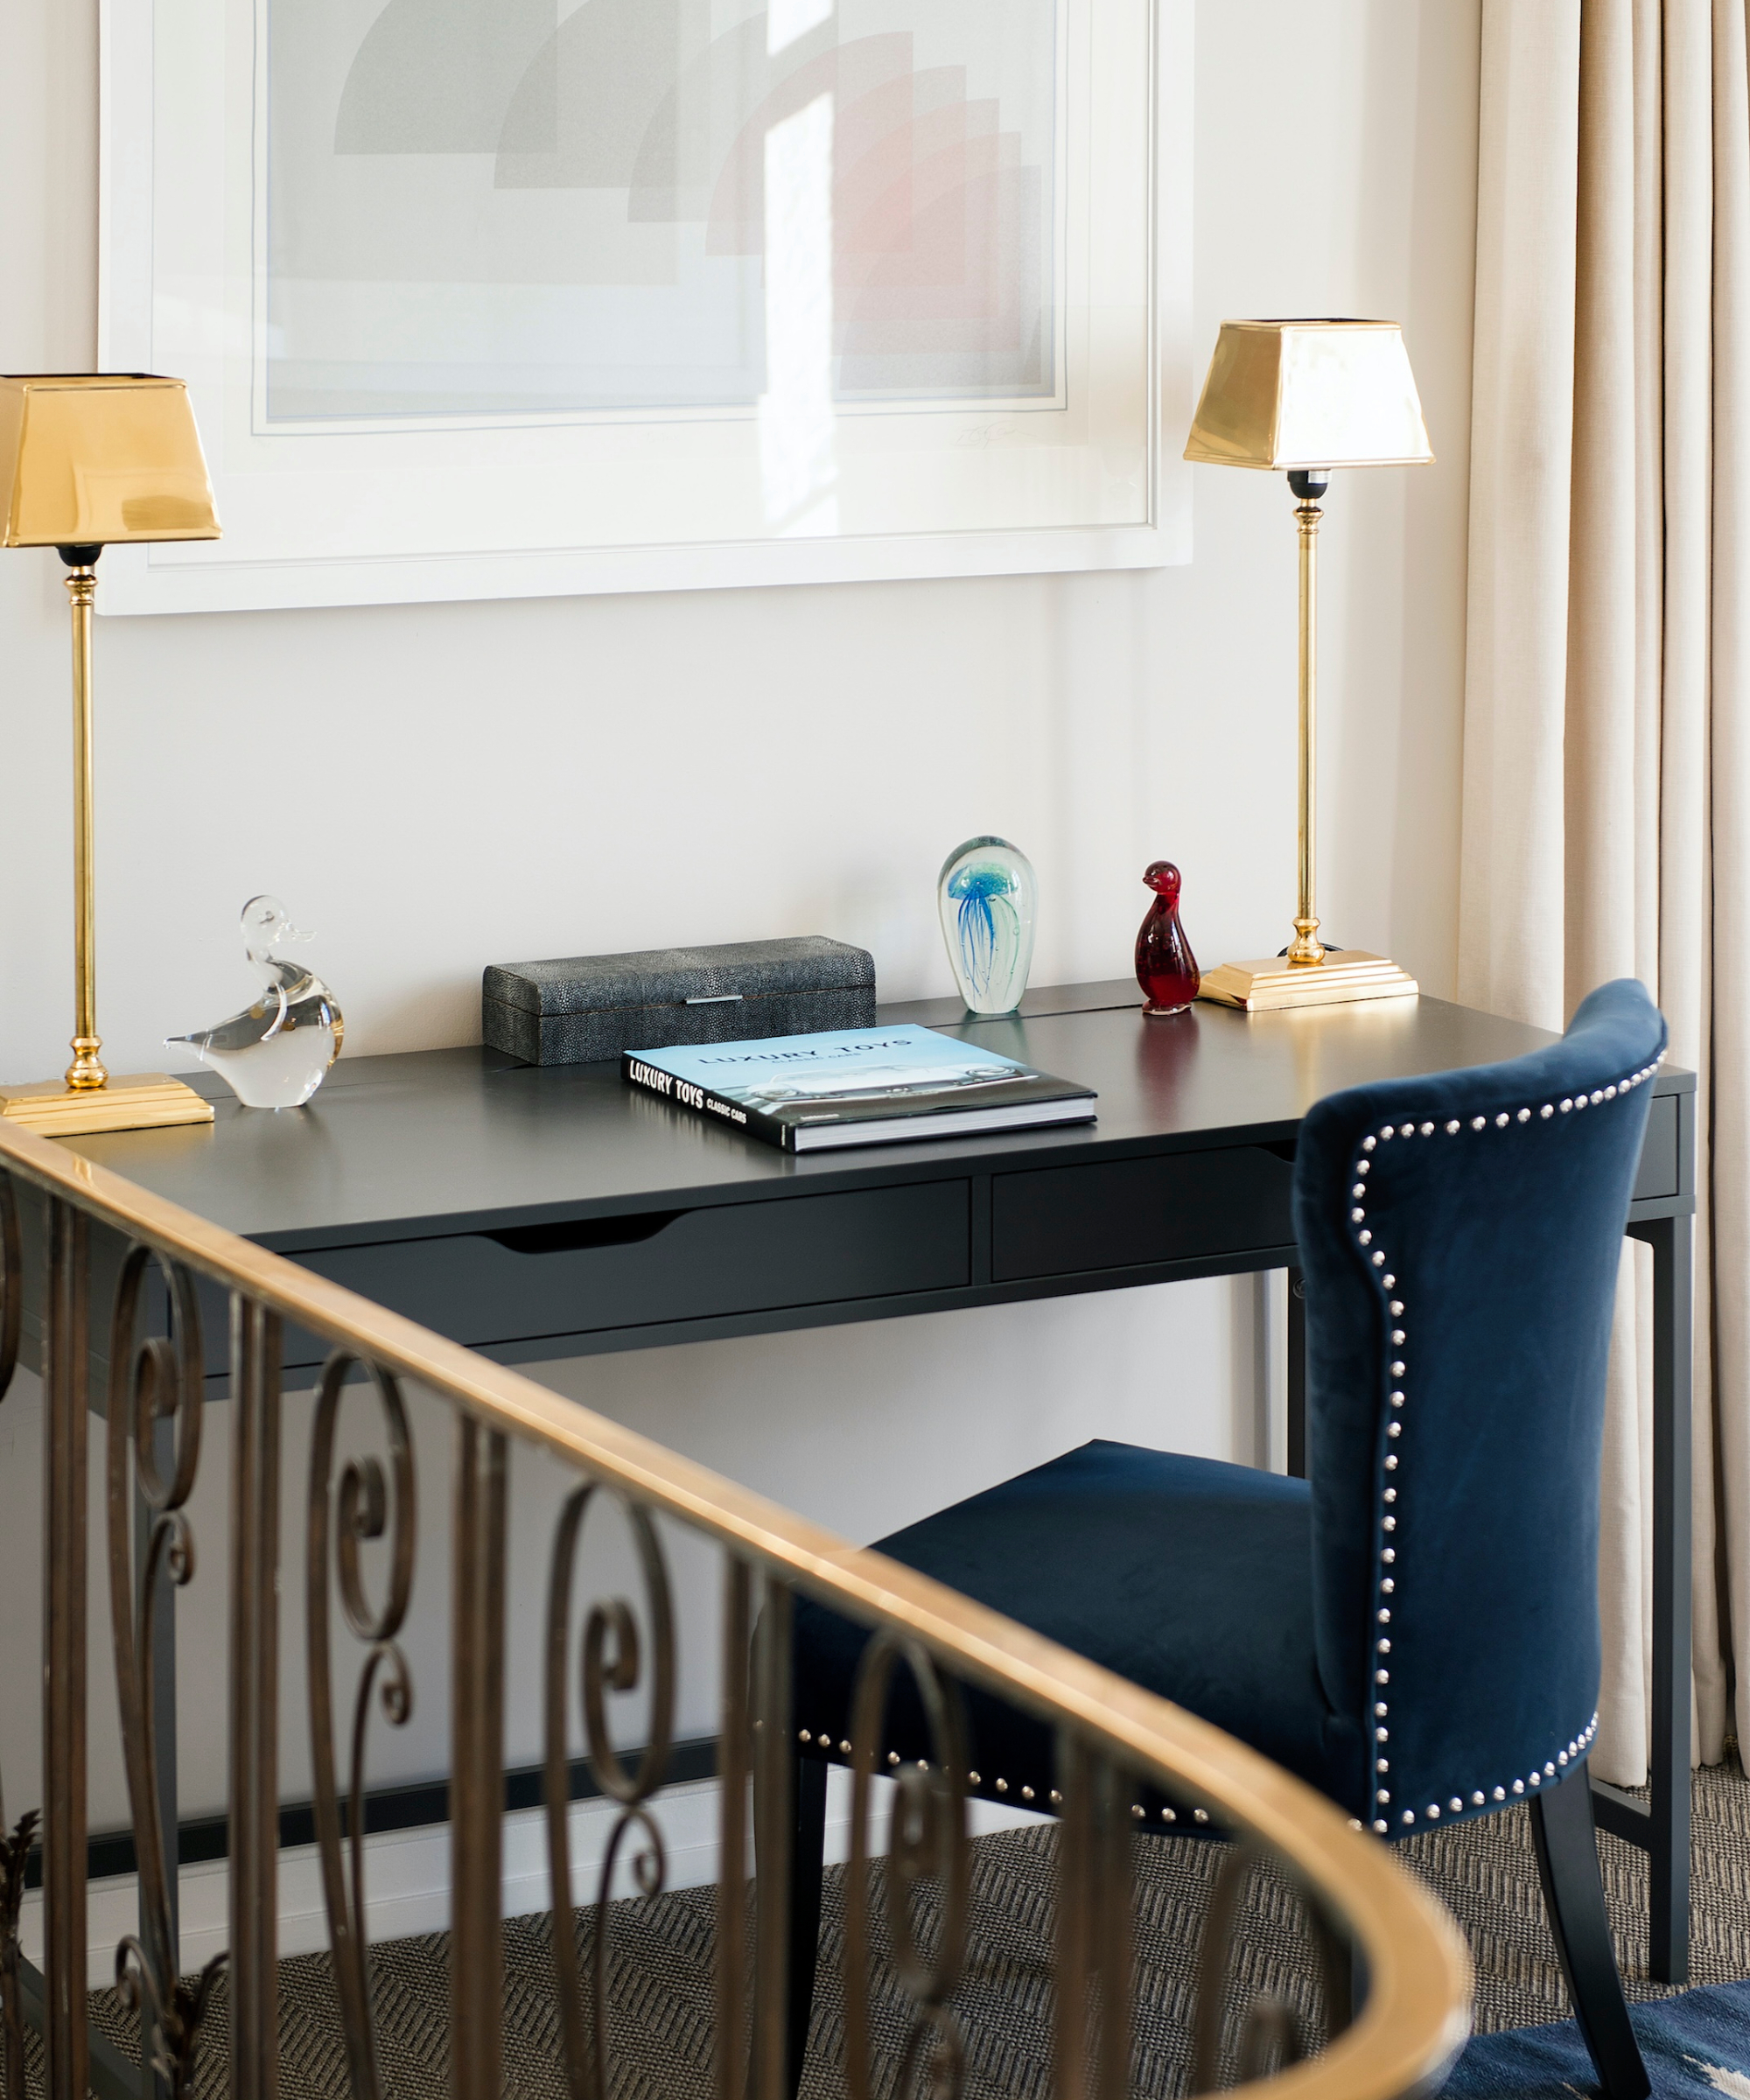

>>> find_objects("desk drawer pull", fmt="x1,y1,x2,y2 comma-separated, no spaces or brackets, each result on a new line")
293,1182,970,1348
487,1213,684,1256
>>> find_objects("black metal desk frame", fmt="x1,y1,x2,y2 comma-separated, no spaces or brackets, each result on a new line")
25,983,1694,2099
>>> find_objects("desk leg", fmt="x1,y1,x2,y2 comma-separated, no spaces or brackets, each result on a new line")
1601,1218,1693,1983
1286,1269,1306,1480
1644,1213,1692,1985
136,1418,178,2100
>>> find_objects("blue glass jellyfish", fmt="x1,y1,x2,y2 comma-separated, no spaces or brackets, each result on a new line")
936,836,1038,1015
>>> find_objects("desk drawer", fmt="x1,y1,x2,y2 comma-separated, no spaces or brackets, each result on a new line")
293,1181,970,1347
993,1148,1294,1283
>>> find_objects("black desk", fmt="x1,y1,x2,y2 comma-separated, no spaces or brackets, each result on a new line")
51,981,1698,1984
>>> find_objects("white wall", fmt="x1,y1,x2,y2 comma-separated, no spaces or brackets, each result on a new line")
0,0,1480,1906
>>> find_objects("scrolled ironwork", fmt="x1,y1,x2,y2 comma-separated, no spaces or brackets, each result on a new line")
0,1110,1475,2100
543,1482,677,2100
115,1936,228,2100
1236,1999,1306,2086
1054,1735,1135,2100
307,1351,416,2100
1190,1843,1352,2093
714,1559,753,2100
105,1244,211,2081
844,1632,971,2100
0,1801,36,2100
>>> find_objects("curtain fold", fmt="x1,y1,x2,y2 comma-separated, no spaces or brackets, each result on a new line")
1465,0,1746,1779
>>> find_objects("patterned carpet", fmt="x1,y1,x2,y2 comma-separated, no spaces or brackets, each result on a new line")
22,1757,1750,2097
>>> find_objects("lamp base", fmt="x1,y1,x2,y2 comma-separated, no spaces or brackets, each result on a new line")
0,1073,215,1136
1196,951,1419,1012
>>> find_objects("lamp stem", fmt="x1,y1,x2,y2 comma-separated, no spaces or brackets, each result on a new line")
63,561,107,1091
1288,480,1326,967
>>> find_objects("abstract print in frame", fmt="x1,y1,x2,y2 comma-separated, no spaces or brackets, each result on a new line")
98,0,1190,612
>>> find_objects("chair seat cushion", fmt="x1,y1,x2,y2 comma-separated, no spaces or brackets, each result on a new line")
793,1440,1367,1816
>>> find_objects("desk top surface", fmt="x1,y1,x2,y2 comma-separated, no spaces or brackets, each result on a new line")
57,983,1678,1252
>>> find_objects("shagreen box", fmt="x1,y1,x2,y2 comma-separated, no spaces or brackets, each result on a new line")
482,937,877,1066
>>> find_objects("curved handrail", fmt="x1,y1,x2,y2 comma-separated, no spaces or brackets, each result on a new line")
0,1118,1472,2100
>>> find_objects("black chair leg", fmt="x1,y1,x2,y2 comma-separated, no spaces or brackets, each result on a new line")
1528,1765,1649,2100
785,1753,829,2100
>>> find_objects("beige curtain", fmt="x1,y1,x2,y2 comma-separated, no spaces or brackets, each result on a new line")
1463,0,1748,1781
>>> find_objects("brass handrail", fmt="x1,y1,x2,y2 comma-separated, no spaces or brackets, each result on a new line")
0,1116,1471,2100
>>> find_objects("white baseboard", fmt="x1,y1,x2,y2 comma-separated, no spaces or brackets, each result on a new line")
21,1774,1044,1990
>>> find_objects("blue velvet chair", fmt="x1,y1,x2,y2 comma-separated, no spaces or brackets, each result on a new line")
784,979,1667,2100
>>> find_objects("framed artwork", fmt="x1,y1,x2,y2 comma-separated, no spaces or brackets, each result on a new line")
98,0,1191,613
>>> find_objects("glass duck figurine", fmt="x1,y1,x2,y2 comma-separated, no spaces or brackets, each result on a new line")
1135,860,1200,1015
168,896,343,1108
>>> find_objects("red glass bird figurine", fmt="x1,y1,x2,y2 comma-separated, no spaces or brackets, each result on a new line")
1136,861,1200,1015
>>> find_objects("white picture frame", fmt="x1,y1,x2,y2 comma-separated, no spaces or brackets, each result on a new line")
98,0,1192,615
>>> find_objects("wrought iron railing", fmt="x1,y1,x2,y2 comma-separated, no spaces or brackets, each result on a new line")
0,1116,1470,2100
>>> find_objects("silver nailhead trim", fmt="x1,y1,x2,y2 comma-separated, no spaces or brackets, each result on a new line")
1345,1037,1650,1830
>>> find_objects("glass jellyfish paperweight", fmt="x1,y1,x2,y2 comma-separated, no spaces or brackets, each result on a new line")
937,836,1038,1015
1135,860,1200,1015
167,896,344,1109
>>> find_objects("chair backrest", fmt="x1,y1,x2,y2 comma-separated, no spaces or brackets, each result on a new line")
1292,979,1667,1836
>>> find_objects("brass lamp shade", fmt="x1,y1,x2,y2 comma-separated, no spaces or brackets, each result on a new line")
0,374,220,549
0,374,220,1134
1184,319,1433,473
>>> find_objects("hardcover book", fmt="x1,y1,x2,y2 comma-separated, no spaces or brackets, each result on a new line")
622,1025,1097,1153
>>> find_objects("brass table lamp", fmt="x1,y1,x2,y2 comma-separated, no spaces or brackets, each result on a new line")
1185,320,1433,1010
0,374,221,1132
